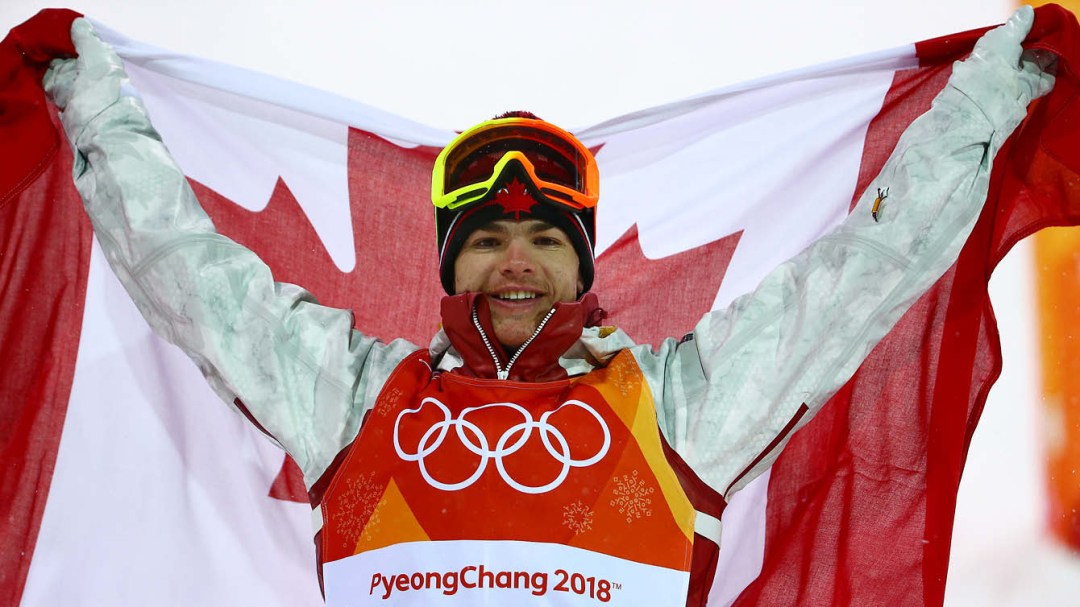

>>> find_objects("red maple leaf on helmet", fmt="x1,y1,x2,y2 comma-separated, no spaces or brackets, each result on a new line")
493,178,537,220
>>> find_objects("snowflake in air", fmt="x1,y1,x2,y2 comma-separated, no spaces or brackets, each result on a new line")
331,472,384,552
609,469,655,524
563,500,595,535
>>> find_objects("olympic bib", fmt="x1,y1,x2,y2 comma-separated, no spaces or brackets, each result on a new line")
317,350,698,605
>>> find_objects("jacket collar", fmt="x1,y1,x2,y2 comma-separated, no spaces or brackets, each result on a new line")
439,292,606,382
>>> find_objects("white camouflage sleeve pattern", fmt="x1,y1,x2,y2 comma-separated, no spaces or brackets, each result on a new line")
43,19,418,487
624,7,1054,498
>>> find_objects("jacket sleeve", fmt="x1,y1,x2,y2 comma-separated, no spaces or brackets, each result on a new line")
44,19,418,486
625,8,1054,498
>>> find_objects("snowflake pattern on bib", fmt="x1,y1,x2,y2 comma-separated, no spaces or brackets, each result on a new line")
610,469,655,524
330,472,383,551
562,499,596,535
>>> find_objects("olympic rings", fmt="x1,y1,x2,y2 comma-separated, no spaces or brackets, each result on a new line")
393,397,611,494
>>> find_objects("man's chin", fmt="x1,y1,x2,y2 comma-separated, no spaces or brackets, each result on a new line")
494,334,531,352
491,320,539,352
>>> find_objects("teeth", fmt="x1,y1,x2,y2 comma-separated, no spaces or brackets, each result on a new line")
496,291,537,301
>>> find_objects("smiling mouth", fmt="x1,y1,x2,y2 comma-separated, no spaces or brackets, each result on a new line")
492,290,541,301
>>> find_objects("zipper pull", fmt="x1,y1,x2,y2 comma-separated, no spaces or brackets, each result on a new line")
497,370,509,380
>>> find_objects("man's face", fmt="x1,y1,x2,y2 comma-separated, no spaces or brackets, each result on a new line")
454,219,582,348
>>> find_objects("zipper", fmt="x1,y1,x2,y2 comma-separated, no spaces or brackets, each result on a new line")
471,303,557,380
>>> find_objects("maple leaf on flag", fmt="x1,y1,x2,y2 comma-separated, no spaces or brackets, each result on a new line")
192,127,742,503
194,128,446,347
595,226,741,347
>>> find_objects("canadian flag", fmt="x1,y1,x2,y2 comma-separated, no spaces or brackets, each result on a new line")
3,7,1080,606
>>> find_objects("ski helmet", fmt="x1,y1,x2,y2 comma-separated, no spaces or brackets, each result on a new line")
432,112,599,296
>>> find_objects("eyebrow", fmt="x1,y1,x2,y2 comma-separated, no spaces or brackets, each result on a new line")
474,220,558,235
528,221,558,234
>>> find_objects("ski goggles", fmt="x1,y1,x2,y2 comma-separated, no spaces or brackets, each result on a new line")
431,118,599,211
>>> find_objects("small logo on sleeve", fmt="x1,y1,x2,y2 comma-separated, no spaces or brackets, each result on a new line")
871,186,890,222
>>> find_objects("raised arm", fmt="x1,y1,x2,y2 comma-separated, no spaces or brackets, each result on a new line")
44,19,418,486
626,7,1054,498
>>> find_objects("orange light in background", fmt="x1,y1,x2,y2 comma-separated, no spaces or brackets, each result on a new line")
1028,0,1080,553
1034,226,1080,550
1030,0,1080,542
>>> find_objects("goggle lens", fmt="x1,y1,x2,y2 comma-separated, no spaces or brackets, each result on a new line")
447,138,581,192
433,119,598,211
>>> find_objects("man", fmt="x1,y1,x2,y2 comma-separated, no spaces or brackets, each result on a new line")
44,8,1052,605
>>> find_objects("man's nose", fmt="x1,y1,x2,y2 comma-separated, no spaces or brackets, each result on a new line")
499,239,535,275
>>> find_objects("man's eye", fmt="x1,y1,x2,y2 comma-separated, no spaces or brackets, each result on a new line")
470,237,500,248
534,236,564,247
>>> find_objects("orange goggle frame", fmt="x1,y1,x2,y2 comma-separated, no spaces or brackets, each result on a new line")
431,118,599,211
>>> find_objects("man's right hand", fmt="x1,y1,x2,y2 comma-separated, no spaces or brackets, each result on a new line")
43,19,136,147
